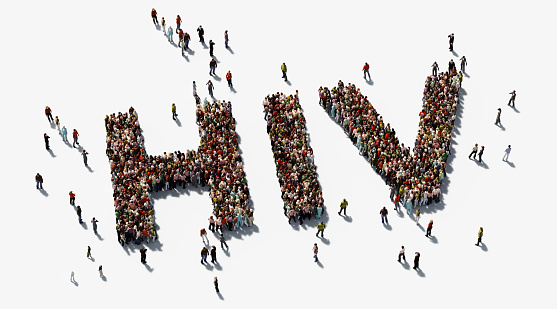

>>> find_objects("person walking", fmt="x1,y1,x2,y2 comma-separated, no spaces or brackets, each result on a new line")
167,26,174,43
183,32,190,50
508,90,516,107
214,277,220,293
201,247,209,264
431,62,439,76
200,228,209,243
35,173,44,189
425,219,433,237
209,40,215,57
61,126,68,142
70,271,75,283
415,208,421,224
226,70,233,88
398,246,406,262
91,217,98,234
140,248,147,263
98,265,103,277
161,17,166,34
406,196,412,215
81,149,89,166
313,243,319,262
281,63,288,82
87,246,92,259
44,133,50,150
172,103,177,120
448,33,454,51
362,62,370,79
469,143,478,160
316,221,326,237
413,252,420,270
193,81,197,96
224,30,229,48
45,106,54,122
475,227,483,246
72,129,79,148
208,216,216,232
151,8,158,25
495,108,502,125
210,245,217,263
197,25,204,43
380,207,389,224
69,191,75,205
175,15,181,33
76,205,83,224
338,198,348,216
478,146,485,163
55,116,61,132
460,56,467,73
219,233,228,250
502,145,511,161
207,80,214,96
209,59,217,75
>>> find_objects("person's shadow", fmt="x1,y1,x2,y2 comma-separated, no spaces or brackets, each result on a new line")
40,189,49,197
476,160,489,169
187,48,195,55
383,223,392,231
182,54,189,62
144,263,154,272
479,243,488,252
496,123,506,131
505,160,516,168
416,268,426,277
316,260,324,268
175,118,182,127
365,78,374,86
428,235,438,244
101,275,107,282
72,280,79,287
226,46,234,54
230,86,237,93
47,149,56,157
217,292,224,300
451,50,459,57
417,223,425,232
213,74,222,82
319,237,330,245
342,215,353,223
511,106,520,113
285,80,292,86
86,165,94,173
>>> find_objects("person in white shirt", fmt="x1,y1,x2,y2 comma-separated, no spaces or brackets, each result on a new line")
398,246,406,262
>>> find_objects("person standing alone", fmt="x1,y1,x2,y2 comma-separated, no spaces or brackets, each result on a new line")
172,103,178,120
82,149,89,166
197,25,204,43
140,248,147,263
44,133,50,150
91,217,99,234
425,220,433,237
362,62,370,79
35,173,44,189
413,252,420,270
72,129,79,148
495,108,502,125
448,33,454,51
151,8,158,25
475,227,483,246
226,71,233,88
469,143,478,160
338,198,348,216
460,56,467,73
316,221,326,237
508,90,516,107
380,207,389,224
313,243,319,262
207,80,214,97
398,246,406,262
502,145,511,161
214,277,219,293
69,191,75,205
281,63,288,82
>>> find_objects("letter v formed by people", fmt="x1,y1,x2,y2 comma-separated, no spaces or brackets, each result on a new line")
105,105,250,244
319,73,461,203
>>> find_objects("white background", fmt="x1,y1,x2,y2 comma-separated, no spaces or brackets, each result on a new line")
2,0,556,307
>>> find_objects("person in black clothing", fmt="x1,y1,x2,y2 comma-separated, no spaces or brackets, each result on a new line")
214,277,219,293
151,8,158,25
197,25,205,43
448,59,456,74
508,90,516,107
82,149,89,166
478,146,485,163
209,40,215,57
431,62,439,76
210,245,217,263
460,56,467,73
219,234,228,250
495,108,502,125
413,252,420,270
140,248,147,263
469,143,478,160
448,33,454,51
207,80,214,96
44,133,50,149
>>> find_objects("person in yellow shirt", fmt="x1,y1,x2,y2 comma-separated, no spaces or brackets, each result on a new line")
475,227,483,246
338,198,348,216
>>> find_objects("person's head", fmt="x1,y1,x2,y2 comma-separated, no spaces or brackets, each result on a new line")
193,81,195,84
498,108,501,111
314,243,317,246
177,14,180,17
508,145,511,148
402,245,404,249
475,143,478,146
92,217,95,220
365,62,368,65
480,227,483,231
172,103,175,106
430,219,433,223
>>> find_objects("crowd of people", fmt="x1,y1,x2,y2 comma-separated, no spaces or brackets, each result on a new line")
263,92,325,224
105,102,251,245
318,70,462,209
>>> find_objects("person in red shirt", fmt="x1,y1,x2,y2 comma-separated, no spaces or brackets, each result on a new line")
425,219,433,237
69,191,76,205
362,62,370,80
72,129,80,148
226,71,233,88
151,8,158,25
45,106,53,122
176,15,181,33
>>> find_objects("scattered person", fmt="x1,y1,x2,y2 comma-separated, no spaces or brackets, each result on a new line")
208,216,216,232
82,149,89,166
193,81,197,96
98,265,103,277
448,59,456,74
161,17,166,34
338,198,348,216
209,39,215,57
168,26,174,43
226,70,233,88
313,243,319,262
398,246,406,262
495,108,502,125
70,271,75,283
140,248,147,263
200,228,209,243
172,103,177,120
61,126,68,142
508,90,516,107
72,129,79,148
413,252,420,270
35,173,44,189
55,116,61,132
151,8,158,25
281,63,288,82
469,143,478,160
91,217,99,234
448,33,454,51
69,191,76,205
219,233,228,250
76,205,83,224
380,207,389,224
214,276,219,293
362,62,370,79
316,221,326,237
460,56,467,73
45,106,54,122
475,227,483,246
209,59,217,75
415,208,421,224
175,15,181,32
224,30,229,48
44,133,50,150
502,145,511,161
426,219,433,237
210,245,217,263
201,247,209,264
87,246,92,259
207,80,214,96
478,146,485,163
197,25,204,43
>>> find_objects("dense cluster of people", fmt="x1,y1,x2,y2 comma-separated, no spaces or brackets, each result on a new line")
105,102,251,245
318,71,462,208
263,92,325,224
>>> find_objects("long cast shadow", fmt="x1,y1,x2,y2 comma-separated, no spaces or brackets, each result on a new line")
40,189,49,197
47,149,56,157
